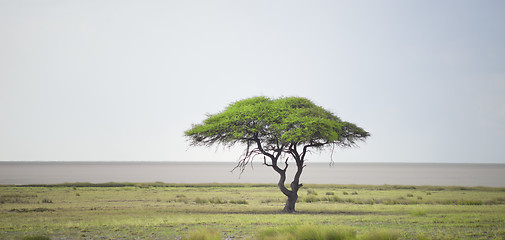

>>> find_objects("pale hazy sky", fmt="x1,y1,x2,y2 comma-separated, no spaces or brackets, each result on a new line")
1,1,504,163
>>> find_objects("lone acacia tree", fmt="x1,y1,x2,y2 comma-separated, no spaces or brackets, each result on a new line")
185,96,369,213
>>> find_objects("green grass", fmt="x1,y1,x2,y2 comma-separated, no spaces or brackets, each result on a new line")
1,183,504,239
258,225,357,240
183,228,222,240
20,236,51,240
360,229,401,240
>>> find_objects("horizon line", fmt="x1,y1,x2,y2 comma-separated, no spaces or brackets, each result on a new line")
1,160,504,164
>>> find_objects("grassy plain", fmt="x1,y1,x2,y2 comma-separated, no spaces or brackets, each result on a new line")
1,183,504,239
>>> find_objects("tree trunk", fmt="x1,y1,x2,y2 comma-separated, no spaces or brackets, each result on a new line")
283,190,298,213
275,159,304,213
281,158,304,213
273,168,301,213
279,178,303,213
257,140,304,213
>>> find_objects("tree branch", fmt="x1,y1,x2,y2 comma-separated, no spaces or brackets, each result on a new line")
283,157,289,171
253,137,275,160
233,140,262,174
263,156,273,167
301,141,329,161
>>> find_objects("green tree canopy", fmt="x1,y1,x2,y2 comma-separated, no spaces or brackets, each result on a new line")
186,96,368,149
185,96,370,212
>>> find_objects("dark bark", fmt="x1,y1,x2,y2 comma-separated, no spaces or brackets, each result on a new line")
255,138,307,213
281,179,303,213
278,150,304,213
261,147,302,213
283,191,298,213
280,144,305,213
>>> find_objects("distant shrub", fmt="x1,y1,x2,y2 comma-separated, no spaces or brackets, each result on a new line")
41,198,53,203
172,195,186,203
342,191,349,195
10,208,55,213
195,197,208,204
441,199,483,205
323,196,341,202
229,199,248,204
208,198,226,204
462,200,483,205
411,209,427,217
326,192,335,195
485,197,505,205
303,195,319,203
406,194,414,198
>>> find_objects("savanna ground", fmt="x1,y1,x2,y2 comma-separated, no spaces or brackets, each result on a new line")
1,183,504,240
